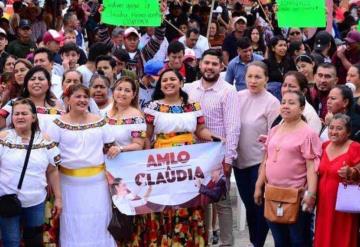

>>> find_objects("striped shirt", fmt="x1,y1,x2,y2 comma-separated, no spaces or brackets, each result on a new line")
183,78,241,164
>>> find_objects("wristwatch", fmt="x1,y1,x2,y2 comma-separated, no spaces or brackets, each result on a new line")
119,146,124,152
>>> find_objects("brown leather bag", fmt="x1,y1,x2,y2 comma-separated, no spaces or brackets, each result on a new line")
264,184,302,224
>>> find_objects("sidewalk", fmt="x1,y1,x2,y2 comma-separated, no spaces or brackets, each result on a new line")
210,177,274,247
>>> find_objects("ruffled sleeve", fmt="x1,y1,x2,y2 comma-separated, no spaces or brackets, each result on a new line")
101,121,116,145
300,130,322,171
130,118,147,139
348,142,360,166
45,140,61,167
143,101,158,125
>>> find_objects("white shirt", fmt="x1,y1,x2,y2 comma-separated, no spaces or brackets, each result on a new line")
303,100,323,135
0,130,60,207
77,65,94,88
51,73,63,99
112,194,146,215
47,118,114,169
105,114,146,146
178,35,210,59
140,33,169,62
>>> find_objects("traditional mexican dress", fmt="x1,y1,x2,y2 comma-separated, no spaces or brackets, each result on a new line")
0,99,65,132
0,99,64,245
314,141,360,247
47,118,116,247
129,101,206,246
105,113,146,146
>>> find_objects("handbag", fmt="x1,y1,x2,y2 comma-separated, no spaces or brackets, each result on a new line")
108,206,134,242
335,183,360,213
0,130,35,217
264,184,302,224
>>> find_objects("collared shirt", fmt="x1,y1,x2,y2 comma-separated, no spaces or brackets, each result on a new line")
225,54,264,91
183,78,241,164
179,35,210,59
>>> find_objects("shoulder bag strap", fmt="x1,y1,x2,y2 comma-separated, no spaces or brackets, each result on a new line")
17,130,35,190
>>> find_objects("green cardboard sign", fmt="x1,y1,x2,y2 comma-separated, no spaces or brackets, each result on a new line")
277,0,326,28
357,21,360,32
102,0,161,27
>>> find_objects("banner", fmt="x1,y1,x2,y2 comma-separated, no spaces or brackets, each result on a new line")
105,143,226,215
102,0,161,27
277,0,326,28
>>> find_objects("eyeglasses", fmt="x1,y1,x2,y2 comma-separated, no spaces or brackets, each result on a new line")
290,31,301,36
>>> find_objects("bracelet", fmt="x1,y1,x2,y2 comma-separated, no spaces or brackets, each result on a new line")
305,191,317,199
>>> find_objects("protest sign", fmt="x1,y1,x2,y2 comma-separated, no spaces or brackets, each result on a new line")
277,0,326,28
102,0,161,27
105,143,226,215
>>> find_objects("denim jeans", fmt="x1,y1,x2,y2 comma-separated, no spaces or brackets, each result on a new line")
0,202,45,247
267,210,312,247
234,165,269,247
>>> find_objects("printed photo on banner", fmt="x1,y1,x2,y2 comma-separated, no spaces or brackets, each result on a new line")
105,142,226,215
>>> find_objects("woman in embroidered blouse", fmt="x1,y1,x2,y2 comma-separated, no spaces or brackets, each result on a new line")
0,66,65,131
254,91,322,246
131,68,215,246
105,76,145,154
47,84,117,247
0,98,61,247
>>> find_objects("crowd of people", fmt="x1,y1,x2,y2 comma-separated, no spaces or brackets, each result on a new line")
0,0,358,246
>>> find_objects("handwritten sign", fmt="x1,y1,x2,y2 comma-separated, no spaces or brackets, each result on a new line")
277,0,326,28
102,0,161,27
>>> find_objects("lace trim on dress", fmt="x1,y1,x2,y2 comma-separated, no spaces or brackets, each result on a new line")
53,118,106,130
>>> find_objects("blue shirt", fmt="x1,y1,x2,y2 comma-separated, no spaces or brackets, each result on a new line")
225,54,264,91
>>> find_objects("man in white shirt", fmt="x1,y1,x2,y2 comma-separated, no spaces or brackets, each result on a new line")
76,43,110,87
179,29,210,59
178,19,210,59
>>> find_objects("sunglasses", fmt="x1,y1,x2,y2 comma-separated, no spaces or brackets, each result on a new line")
290,31,301,36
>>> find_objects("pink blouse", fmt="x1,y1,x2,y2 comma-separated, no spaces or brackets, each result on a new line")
265,124,322,188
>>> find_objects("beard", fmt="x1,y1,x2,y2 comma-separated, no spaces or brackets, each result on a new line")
201,71,220,83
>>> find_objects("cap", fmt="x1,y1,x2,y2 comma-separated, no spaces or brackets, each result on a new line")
19,19,31,29
183,48,196,61
344,31,360,44
213,6,223,14
144,59,164,76
233,16,247,25
0,2,5,11
169,1,182,9
0,27,7,37
314,31,332,52
112,27,124,37
43,29,63,44
124,27,140,38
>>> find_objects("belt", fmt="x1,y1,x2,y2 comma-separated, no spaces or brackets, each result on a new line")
59,164,105,177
